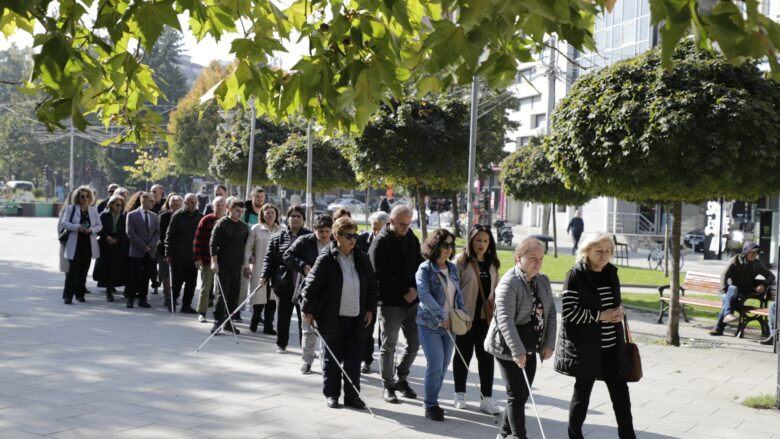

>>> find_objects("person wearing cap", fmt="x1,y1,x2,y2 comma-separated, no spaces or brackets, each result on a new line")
710,241,775,336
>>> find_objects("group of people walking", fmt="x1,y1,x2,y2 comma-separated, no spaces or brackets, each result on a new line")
58,183,637,438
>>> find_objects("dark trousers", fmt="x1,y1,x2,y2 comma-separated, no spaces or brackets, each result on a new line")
497,354,537,439
453,317,494,396
63,242,92,300
361,320,378,364
322,316,362,401
275,288,302,348
127,254,155,300
572,231,583,254
171,263,198,308
214,268,241,322
255,298,277,329
568,348,635,439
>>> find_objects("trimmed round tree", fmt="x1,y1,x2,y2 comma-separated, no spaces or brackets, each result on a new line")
266,133,357,192
501,136,592,255
546,40,780,345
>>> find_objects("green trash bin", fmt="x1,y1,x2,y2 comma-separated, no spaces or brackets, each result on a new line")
35,203,54,217
3,203,21,216
20,203,35,217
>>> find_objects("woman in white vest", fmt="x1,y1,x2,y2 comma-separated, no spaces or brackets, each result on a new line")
59,185,102,304
243,203,282,333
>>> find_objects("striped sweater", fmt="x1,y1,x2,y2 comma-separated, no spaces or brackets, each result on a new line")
193,213,218,263
561,269,618,349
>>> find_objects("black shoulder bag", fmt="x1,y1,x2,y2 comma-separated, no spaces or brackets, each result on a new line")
59,206,77,244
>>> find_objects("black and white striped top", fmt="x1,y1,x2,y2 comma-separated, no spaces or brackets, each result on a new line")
561,269,617,349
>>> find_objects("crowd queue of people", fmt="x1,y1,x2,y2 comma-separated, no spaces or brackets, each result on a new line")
57,183,638,438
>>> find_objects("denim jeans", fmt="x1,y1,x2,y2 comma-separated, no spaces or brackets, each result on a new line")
770,301,777,335
378,305,420,389
713,285,740,331
418,325,453,409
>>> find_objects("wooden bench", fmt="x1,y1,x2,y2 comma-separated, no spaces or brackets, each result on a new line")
657,271,770,338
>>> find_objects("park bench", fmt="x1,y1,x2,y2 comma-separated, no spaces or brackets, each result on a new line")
657,271,770,338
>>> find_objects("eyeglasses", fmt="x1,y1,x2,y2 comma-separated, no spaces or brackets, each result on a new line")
441,242,454,249
339,232,360,240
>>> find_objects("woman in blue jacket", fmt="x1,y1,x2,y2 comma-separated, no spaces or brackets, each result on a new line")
416,228,465,421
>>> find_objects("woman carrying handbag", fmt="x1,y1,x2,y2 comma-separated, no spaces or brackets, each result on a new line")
554,233,636,439
416,229,467,421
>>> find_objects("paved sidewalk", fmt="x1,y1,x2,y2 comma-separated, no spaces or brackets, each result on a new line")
0,218,777,438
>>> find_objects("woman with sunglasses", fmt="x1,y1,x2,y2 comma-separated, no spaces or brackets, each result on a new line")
416,228,465,421
300,216,378,409
453,225,500,414
93,194,129,302
60,185,103,304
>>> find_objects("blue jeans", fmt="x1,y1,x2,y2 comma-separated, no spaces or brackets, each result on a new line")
714,285,740,331
418,325,454,409
770,301,777,335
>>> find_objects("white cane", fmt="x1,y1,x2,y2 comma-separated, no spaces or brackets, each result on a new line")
194,281,264,353
311,324,376,418
169,264,175,316
522,366,546,439
214,275,239,344
443,329,500,424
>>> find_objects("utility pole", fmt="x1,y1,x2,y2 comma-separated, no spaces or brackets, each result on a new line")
305,119,314,230
69,120,75,192
546,35,559,257
245,99,257,200
466,78,479,231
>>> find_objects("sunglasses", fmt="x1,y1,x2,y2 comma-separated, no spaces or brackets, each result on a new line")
441,242,454,249
340,232,360,240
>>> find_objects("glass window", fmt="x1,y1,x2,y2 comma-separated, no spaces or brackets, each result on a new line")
622,21,637,44
623,0,638,20
611,26,621,47
640,16,650,41
531,113,547,129
519,136,531,146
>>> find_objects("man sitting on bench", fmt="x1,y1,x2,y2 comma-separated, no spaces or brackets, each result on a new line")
710,241,775,336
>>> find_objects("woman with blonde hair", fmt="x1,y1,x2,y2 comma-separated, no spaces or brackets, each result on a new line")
555,233,635,438
244,203,282,333
484,237,557,438
59,185,103,304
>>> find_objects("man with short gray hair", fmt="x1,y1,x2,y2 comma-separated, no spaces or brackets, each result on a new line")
368,205,423,402
166,193,202,313
126,192,160,308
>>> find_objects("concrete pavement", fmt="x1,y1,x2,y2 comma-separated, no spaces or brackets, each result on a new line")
0,217,777,438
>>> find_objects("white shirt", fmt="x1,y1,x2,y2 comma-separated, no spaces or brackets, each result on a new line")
440,266,456,315
337,251,360,317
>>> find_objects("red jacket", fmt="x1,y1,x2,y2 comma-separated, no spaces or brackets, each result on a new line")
193,213,218,263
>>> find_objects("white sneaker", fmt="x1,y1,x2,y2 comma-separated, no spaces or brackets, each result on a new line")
198,314,207,323
723,313,738,323
480,396,501,415
454,392,467,409
276,347,287,354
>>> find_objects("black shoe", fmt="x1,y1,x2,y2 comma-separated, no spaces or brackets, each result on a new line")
233,313,243,323
709,329,724,336
300,363,311,374
138,299,151,308
263,328,277,335
425,405,444,421
344,398,366,409
760,336,775,345
106,291,114,302
210,323,222,334
250,309,262,333
231,326,241,335
64,298,73,305
382,388,399,404
326,397,340,409
180,306,197,314
126,298,134,308
395,381,417,399
361,362,371,374
76,296,86,303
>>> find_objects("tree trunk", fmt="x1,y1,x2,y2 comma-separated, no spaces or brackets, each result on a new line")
665,200,682,346
552,203,558,258
416,185,427,241
541,204,550,235
451,192,461,237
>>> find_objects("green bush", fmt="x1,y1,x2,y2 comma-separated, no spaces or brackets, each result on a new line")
741,394,778,410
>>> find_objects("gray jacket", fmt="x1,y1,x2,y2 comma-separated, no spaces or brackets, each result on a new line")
484,266,557,361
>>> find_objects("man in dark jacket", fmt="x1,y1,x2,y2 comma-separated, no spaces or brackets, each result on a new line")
368,205,423,403
260,205,311,352
284,215,334,374
356,211,389,373
710,241,776,335
210,197,250,334
243,187,266,225
166,193,203,313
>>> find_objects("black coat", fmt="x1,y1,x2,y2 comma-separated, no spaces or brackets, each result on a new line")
554,262,631,379
156,210,174,257
368,223,423,308
165,208,203,266
260,227,312,293
93,211,128,287
283,233,332,276
300,243,378,340
355,231,375,254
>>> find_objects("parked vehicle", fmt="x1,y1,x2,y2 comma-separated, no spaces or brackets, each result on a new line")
493,220,514,246
683,228,705,252
327,198,366,213
6,181,34,192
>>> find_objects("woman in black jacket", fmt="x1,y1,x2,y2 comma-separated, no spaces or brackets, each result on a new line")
94,194,128,301
555,233,635,439
300,216,378,409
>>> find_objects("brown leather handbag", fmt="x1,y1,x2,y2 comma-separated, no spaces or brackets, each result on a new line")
623,315,643,383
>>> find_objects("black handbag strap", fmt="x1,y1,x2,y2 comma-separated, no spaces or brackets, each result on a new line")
623,314,633,343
